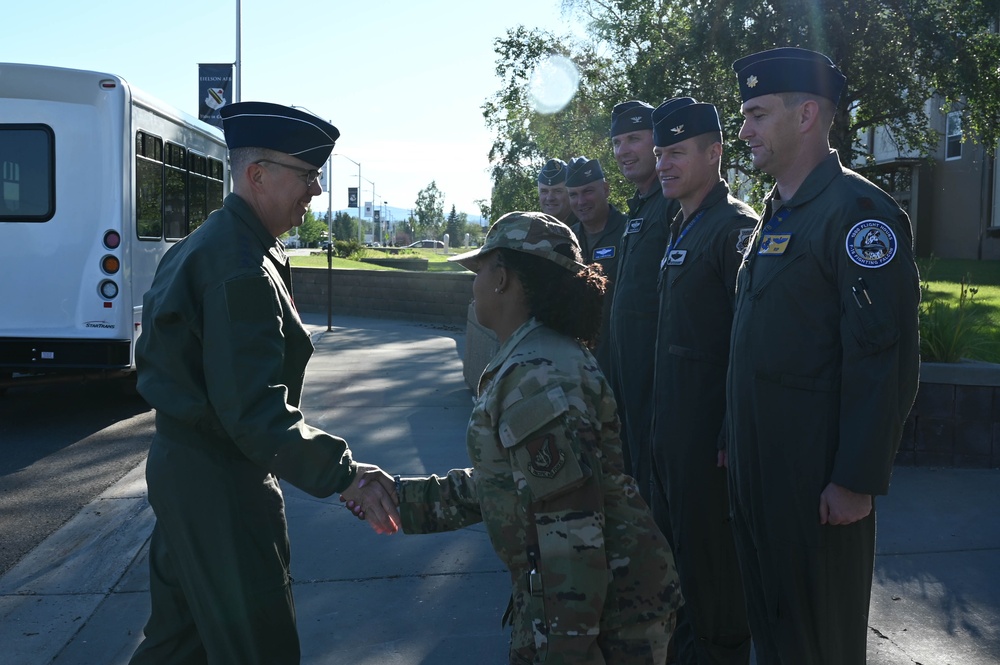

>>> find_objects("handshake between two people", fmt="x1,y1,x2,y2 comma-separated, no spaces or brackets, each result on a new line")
339,463,400,535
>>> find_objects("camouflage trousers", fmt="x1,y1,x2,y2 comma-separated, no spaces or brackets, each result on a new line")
508,612,676,664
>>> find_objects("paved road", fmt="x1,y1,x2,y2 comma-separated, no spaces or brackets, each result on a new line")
1,315,998,664
0,380,153,575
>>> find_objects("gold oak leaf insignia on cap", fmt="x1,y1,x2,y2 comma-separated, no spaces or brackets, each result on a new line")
747,74,759,88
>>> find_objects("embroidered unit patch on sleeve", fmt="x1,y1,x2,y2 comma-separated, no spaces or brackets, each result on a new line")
525,434,567,479
736,228,754,255
846,220,897,268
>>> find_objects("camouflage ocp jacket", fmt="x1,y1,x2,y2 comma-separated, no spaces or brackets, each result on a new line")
399,318,682,661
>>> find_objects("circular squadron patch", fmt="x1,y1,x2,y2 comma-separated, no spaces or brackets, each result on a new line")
846,220,897,268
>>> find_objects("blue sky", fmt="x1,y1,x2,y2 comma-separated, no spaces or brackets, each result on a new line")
2,1,589,218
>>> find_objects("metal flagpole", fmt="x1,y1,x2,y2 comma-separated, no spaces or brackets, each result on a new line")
235,0,241,102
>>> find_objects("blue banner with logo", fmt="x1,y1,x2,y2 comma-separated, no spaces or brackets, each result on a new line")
198,63,233,129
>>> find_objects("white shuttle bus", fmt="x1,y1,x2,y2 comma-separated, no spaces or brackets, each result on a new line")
0,63,228,388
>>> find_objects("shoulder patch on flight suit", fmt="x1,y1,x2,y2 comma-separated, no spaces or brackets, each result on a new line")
498,387,569,449
846,220,897,268
736,228,754,254
223,276,277,322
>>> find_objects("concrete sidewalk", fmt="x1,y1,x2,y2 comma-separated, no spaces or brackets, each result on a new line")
1,315,998,664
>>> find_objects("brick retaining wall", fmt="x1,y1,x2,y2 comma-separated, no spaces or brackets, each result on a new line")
292,267,473,326
897,363,1000,468
293,267,1000,469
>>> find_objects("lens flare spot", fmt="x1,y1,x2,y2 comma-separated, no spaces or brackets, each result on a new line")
528,55,580,114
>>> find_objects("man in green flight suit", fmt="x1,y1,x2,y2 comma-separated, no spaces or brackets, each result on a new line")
649,98,756,664
726,48,920,664
607,99,681,500
129,102,399,664
537,157,578,226
565,155,626,381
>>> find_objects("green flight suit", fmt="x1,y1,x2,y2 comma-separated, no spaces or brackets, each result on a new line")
725,153,920,664
398,318,683,664
649,181,756,664
607,188,680,500
130,193,359,664
570,203,627,381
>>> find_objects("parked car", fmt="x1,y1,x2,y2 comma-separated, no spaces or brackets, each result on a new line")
407,239,445,248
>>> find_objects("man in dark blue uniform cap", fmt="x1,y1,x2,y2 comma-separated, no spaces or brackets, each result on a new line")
537,157,577,225
649,97,756,665
565,155,626,380
129,101,400,664
607,97,691,664
726,48,920,664
606,99,680,502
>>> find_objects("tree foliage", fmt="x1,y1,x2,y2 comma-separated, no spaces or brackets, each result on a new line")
297,210,327,246
414,181,446,239
484,0,1000,214
332,211,358,243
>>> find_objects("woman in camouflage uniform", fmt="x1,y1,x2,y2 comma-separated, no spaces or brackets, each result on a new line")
387,212,682,664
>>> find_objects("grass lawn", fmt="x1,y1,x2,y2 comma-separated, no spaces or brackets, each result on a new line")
289,247,472,272
917,258,1000,363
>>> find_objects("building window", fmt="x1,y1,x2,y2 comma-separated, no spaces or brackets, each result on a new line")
946,111,963,161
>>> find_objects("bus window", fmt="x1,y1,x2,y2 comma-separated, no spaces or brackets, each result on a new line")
0,125,55,222
188,152,208,233
136,131,163,239
164,142,187,240
207,157,224,212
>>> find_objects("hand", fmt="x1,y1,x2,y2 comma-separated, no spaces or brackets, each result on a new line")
340,463,400,535
819,482,872,525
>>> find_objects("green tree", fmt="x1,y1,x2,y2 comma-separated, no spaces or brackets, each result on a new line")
298,210,327,246
445,205,462,247
414,181,446,239
332,211,357,243
485,0,1000,211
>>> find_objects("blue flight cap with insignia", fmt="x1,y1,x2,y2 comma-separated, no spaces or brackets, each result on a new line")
610,99,655,137
732,47,846,105
653,99,722,148
538,158,568,186
565,156,605,187
220,102,340,169
652,97,694,146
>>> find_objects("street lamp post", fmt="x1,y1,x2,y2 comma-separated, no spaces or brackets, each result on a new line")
291,105,334,331
332,153,362,245
361,177,379,245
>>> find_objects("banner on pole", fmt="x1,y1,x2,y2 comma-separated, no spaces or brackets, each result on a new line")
198,63,234,129
364,201,373,218
348,187,358,208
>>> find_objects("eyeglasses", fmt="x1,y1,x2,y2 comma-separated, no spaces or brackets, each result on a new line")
254,159,322,187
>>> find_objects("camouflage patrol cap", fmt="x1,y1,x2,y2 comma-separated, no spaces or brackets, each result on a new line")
449,211,586,273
